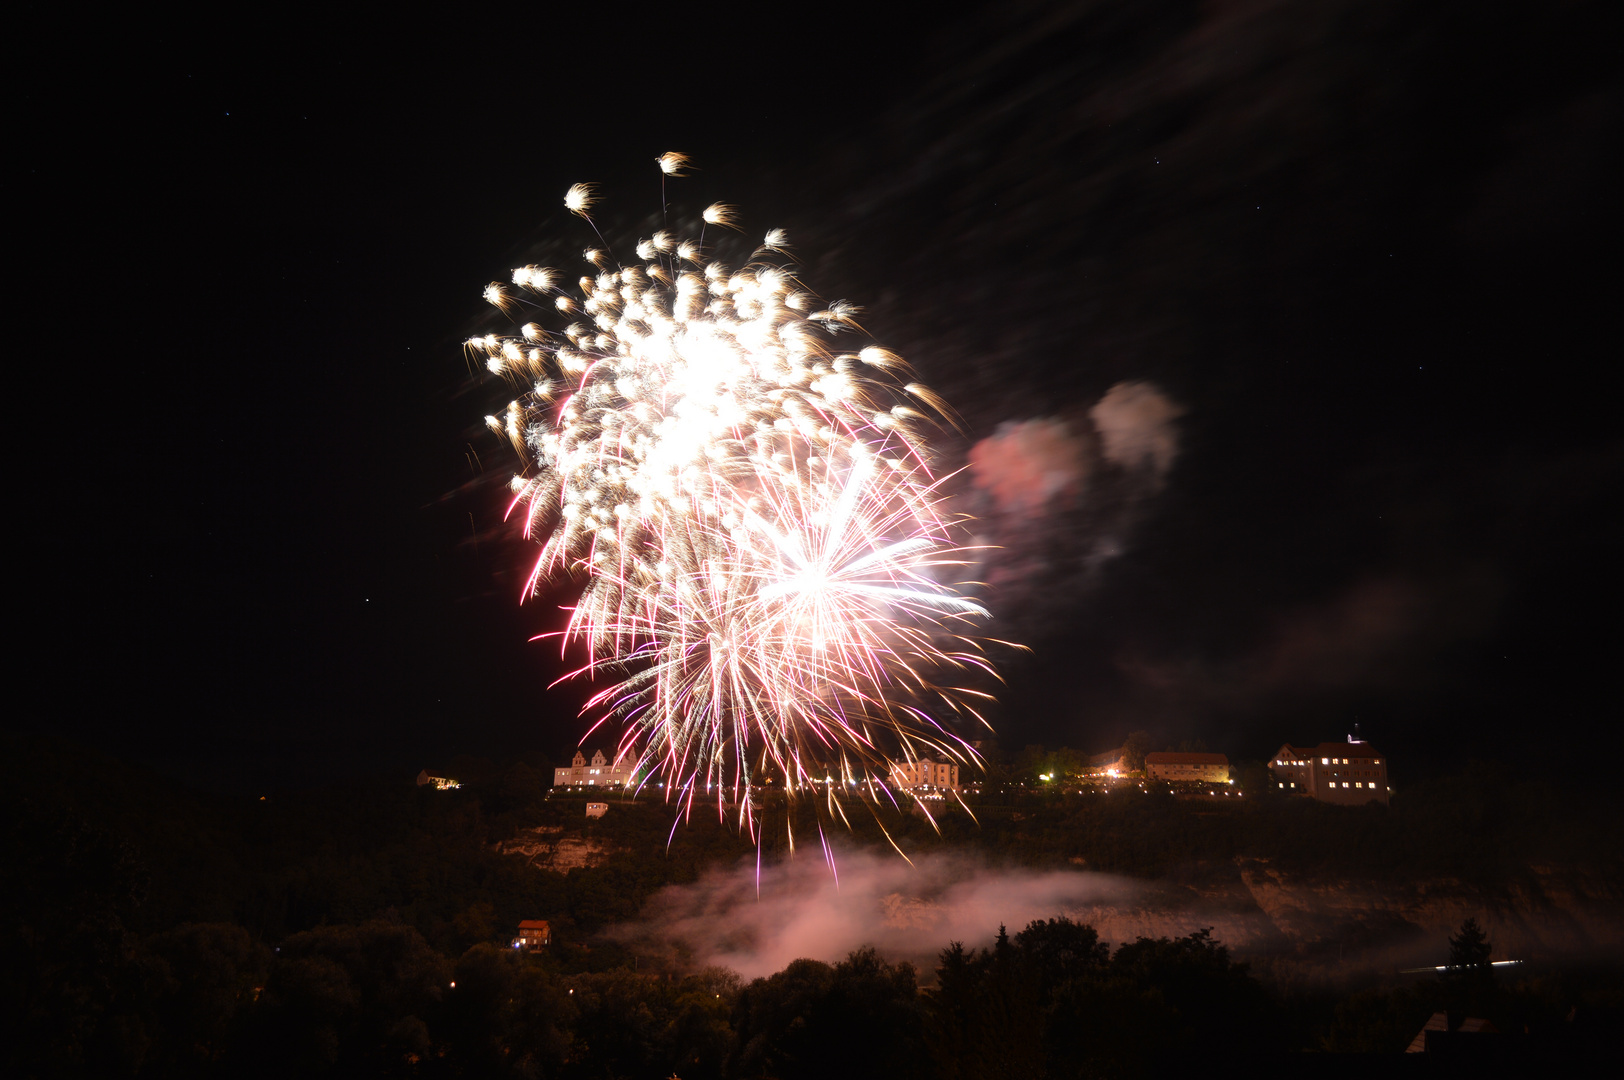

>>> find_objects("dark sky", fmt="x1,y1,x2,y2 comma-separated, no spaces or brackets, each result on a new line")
19,1,1621,788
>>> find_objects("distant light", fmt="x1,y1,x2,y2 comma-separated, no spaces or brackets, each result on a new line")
1401,960,1523,973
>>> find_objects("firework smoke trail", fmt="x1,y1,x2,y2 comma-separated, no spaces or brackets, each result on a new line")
470,156,1001,842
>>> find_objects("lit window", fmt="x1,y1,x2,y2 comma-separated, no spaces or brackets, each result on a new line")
1342,782,1349,788
1278,783,1284,788
1356,782,1363,788
1322,758,1328,765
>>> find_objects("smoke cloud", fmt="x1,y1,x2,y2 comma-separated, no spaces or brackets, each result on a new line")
610,847,1142,980
1089,381,1185,482
964,381,1183,634
968,418,1091,516
608,845,1624,987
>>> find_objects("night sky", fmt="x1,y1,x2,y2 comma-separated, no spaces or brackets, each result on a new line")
19,1,1621,789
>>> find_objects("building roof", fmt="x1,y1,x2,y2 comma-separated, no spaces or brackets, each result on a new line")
1144,752,1229,765
1282,741,1385,760
517,920,551,930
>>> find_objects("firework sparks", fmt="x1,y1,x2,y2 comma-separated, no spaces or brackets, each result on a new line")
470,158,1000,836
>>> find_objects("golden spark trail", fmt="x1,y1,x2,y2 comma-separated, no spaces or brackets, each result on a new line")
470,156,1000,838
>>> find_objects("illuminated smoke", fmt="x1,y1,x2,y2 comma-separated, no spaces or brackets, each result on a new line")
1089,380,1184,483
965,381,1183,630
968,418,1090,516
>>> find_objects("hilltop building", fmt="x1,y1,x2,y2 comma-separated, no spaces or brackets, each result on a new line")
890,758,961,792
512,920,551,950
1270,737,1390,805
585,802,608,818
1144,752,1231,783
553,749,636,789
415,770,460,790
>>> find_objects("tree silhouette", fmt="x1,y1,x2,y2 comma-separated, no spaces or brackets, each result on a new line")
1446,918,1492,975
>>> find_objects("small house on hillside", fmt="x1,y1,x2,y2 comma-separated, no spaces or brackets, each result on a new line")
512,920,551,950
585,802,608,818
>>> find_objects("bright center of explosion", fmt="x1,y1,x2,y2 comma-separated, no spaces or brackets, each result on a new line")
471,160,999,835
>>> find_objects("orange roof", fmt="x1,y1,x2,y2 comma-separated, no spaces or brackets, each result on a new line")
1144,752,1229,765
517,920,551,930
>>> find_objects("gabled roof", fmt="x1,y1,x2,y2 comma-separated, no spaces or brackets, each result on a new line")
517,919,551,930
1301,741,1384,759
1276,742,1385,760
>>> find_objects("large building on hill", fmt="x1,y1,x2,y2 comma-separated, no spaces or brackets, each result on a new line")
1144,752,1231,783
890,758,960,792
1270,738,1390,805
553,749,636,789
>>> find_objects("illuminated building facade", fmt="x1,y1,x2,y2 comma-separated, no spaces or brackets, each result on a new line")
512,920,551,950
585,802,608,818
553,749,636,788
415,770,460,790
1270,738,1390,805
889,758,961,792
1144,752,1231,783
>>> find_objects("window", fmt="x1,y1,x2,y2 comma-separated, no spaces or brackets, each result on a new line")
1342,782,1349,788
1322,758,1329,765
1356,782,1363,788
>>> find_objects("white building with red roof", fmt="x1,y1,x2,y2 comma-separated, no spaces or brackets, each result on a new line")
1271,737,1390,805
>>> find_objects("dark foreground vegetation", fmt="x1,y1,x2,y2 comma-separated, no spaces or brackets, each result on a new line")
5,736,1620,1076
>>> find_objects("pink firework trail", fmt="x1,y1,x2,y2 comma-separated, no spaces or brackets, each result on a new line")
470,156,1004,853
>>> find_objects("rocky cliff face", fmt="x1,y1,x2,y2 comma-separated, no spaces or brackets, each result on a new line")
495,825,617,871
1038,858,1624,982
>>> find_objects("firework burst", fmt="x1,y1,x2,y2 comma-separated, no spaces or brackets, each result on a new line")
469,157,1000,841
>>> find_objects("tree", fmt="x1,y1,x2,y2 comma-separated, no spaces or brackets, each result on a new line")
1446,918,1493,977
1012,918,1107,996
139,923,272,1077
1121,732,1152,774
237,921,449,1076
729,950,927,1080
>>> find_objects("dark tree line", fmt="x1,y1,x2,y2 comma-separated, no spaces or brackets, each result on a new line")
4,904,1267,1079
